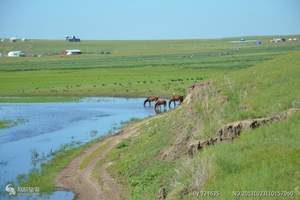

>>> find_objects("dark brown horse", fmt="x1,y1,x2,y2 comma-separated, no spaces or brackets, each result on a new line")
155,99,167,112
144,96,159,107
168,95,184,108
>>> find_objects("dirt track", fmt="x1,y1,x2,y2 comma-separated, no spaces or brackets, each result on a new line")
55,119,152,200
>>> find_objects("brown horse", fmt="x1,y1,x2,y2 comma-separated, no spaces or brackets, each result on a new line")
154,99,167,112
168,95,184,108
144,96,159,107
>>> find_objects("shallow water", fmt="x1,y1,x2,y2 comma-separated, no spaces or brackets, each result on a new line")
0,97,154,199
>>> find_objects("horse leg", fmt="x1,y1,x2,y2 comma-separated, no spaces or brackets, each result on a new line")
155,104,161,113
171,100,175,108
144,99,148,107
168,100,172,109
154,106,158,113
154,103,158,111
160,104,163,112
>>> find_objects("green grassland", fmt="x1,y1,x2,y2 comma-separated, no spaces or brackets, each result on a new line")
4,36,300,199
1,36,300,99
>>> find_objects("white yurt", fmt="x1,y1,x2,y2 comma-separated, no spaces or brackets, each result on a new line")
64,49,81,55
8,51,25,57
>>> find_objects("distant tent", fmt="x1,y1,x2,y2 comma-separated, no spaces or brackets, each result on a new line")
256,40,262,45
63,49,82,55
8,51,25,57
271,38,286,43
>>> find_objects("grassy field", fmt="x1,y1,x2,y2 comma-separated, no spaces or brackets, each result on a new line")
1,36,300,99
5,37,300,199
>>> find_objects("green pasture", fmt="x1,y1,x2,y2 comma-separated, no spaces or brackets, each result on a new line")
0,36,299,100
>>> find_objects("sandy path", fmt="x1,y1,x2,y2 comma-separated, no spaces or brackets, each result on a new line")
55,119,151,200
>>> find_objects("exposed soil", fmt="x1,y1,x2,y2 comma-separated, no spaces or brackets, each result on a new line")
188,108,300,157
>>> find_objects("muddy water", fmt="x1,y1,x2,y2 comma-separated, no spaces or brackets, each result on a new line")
0,97,154,199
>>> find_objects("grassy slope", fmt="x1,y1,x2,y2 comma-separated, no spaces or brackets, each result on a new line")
191,51,300,200
1,37,300,99
104,52,300,200
199,113,300,200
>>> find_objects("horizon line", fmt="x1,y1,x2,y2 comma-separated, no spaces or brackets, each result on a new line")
1,33,299,41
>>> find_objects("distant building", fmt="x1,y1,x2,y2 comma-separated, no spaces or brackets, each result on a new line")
65,35,80,42
62,49,82,55
8,51,25,57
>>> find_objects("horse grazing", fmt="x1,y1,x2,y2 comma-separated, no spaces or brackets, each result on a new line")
155,99,167,112
144,96,159,107
169,95,184,108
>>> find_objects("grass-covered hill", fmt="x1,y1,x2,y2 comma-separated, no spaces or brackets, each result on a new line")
102,52,300,199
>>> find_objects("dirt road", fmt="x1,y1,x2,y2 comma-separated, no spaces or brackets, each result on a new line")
55,119,151,200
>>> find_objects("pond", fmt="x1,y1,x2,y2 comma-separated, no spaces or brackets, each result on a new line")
0,97,155,199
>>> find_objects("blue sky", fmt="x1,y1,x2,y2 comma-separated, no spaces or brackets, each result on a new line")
0,0,299,39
